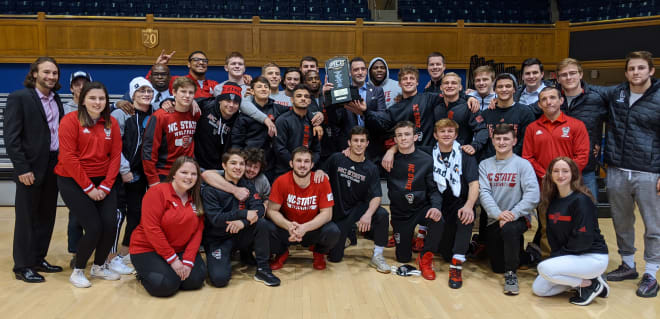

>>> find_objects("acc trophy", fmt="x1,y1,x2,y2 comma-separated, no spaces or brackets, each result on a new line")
324,56,360,105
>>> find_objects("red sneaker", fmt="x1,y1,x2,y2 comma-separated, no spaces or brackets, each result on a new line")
386,235,396,248
449,258,463,289
269,250,289,270
412,236,425,253
312,252,326,270
417,251,435,280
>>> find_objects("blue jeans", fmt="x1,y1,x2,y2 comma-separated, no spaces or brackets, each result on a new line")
582,171,598,202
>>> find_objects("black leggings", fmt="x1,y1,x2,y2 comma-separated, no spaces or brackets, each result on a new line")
132,251,206,297
437,207,474,262
328,204,389,262
118,177,147,247
58,176,119,269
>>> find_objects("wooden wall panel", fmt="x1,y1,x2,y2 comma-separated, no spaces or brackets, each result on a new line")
0,23,40,55
0,15,657,69
362,28,459,65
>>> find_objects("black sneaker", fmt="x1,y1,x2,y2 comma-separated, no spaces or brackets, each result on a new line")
503,271,519,295
254,268,281,287
636,273,659,298
606,263,638,281
569,278,603,306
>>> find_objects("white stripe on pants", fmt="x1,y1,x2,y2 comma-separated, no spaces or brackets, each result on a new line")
532,253,609,297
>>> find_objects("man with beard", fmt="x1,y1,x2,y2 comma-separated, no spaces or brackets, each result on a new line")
202,149,280,287
273,85,321,177
115,64,172,113
266,147,340,271
152,50,219,98
316,127,390,272
300,56,319,76
304,69,323,109
5,57,65,282
194,82,242,171
368,57,401,109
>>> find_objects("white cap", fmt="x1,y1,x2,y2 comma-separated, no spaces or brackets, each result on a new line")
129,77,154,100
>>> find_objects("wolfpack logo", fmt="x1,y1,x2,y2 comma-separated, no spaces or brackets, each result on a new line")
175,136,193,148
394,232,401,244
405,193,414,204
616,90,625,103
104,128,112,139
211,248,222,260
346,179,351,187
561,126,570,138
535,130,543,135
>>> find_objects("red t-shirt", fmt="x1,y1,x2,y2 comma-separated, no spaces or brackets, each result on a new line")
269,171,334,224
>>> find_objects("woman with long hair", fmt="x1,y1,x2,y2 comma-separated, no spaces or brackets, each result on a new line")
55,81,123,288
129,156,206,297
532,157,609,306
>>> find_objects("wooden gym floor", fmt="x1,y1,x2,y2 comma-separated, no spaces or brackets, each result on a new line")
0,207,657,319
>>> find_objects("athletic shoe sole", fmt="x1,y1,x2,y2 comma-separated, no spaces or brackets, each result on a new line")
503,289,519,295
253,275,280,287
597,275,610,298
571,283,603,306
369,261,391,274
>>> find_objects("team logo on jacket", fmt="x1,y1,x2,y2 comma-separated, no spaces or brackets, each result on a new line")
104,128,112,139
561,127,570,138
616,90,625,103
535,130,542,135
405,193,414,204
83,128,90,134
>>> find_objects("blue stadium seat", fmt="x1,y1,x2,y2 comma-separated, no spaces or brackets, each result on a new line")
0,0,16,14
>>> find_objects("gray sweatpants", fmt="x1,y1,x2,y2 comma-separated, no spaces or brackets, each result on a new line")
607,167,660,264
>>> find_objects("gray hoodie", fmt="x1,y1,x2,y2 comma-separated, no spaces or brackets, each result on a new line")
368,57,402,109
478,154,539,226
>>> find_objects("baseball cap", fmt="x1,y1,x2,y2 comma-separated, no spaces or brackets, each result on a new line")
70,71,92,86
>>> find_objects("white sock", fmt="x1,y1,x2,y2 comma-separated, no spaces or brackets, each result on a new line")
452,254,466,263
622,255,635,268
644,263,659,279
373,246,384,256
417,226,427,238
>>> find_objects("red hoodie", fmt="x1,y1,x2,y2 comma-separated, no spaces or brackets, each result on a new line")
522,112,590,179
54,112,121,194
142,108,200,186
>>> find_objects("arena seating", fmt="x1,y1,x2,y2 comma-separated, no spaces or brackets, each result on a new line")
558,0,659,22
397,0,552,24
0,0,371,20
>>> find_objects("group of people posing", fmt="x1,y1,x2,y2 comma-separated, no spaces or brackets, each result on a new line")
5,49,659,305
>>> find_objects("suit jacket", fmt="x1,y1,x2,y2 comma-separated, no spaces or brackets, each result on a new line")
4,88,64,185
331,83,387,162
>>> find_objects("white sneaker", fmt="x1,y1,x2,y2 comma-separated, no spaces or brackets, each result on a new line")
109,256,135,275
122,254,132,265
90,264,121,281
70,269,91,288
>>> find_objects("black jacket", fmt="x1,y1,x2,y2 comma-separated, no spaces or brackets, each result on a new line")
202,177,265,242
386,148,442,219
480,102,536,160
4,88,64,185
559,81,608,173
329,83,387,162
194,97,238,170
434,98,488,153
603,78,660,173
273,109,321,176
364,92,442,149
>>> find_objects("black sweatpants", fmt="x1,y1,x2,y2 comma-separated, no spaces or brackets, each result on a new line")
67,210,82,254
118,177,147,247
132,251,206,297
266,219,340,255
437,204,474,262
58,176,118,269
391,209,443,263
486,217,528,273
205,219,271,287
12,152,59,271
328,204,389,262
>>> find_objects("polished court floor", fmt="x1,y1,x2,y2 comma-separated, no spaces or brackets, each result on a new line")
0,207,657,319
